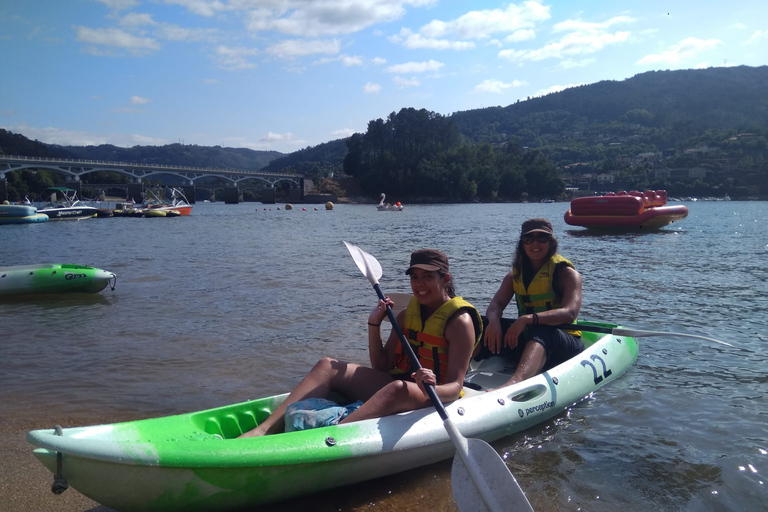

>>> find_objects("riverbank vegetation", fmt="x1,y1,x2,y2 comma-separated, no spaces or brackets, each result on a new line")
2,66,767,201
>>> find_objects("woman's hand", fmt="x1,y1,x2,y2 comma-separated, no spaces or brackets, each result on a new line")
504,317,526,349
412,368,436,394
484,318,504,354
368,296,394,326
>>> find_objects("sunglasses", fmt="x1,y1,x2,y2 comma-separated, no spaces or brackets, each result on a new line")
521,233,552,245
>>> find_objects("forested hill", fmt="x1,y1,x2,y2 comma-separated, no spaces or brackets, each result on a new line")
62,143,283,171
452,65,768,150
0,130,282,171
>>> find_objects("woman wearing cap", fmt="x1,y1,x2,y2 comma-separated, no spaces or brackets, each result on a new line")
240,249,482,437
482,218,585,388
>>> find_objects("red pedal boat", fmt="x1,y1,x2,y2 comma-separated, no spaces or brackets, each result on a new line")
564,190,688,230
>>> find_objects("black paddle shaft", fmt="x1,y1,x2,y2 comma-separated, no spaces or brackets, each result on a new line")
373,283,450,421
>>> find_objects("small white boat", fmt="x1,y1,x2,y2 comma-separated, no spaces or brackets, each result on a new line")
37,188,98,221
377,193,403,211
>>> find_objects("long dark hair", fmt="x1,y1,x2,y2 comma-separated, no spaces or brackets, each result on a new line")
511,235,559,277
439,270,456,298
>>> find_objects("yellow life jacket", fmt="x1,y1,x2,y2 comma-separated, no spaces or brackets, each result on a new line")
512,254,581,337
390,296,483,384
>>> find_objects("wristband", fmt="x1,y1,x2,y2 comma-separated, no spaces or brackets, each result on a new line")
368,322,381,327
532,313,539,325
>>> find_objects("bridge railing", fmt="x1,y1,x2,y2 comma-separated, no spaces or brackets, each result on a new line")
0,154,299,177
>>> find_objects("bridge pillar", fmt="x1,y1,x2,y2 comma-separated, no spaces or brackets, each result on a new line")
0,178,7,202
261,187,276,204
181,185,196,204
222,186,241,204
127,183,143,203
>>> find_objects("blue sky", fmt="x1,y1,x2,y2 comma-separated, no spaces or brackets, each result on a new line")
2,1,766,154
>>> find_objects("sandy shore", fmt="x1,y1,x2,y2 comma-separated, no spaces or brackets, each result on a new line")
1,416,113,512
2,413,457,512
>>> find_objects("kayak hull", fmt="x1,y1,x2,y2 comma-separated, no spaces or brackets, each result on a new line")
28,322,638,511
0,264,116,296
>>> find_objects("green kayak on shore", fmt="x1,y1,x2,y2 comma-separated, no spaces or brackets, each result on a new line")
27,320,638,511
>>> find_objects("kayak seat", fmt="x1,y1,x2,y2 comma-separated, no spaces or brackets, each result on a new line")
191,402,272,439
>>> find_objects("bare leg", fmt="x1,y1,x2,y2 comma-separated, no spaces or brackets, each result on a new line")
239,358,394,438
497,340,547,389
340,379,431,424
240,357,343,437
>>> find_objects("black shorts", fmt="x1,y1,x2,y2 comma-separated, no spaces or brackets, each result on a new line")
475,325,585,371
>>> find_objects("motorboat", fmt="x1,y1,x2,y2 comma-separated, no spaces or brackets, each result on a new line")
37,188,98,221
142,188,192,216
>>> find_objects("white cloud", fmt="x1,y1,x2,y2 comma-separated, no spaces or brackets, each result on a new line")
419,2,550,40
363,82,382,94
3,124,167,147
744,30,766,45
390,28,474,50
499,15,633,63
265,39,340,59
331,128,355,138
504,29,535,43
163,0,226,18
534,83,581,97
314,54,364,66
560,57,595,69
119,13,156,26
130,95,152,105
215,45,259,70
261,131,293,142
393,76,420,88
156,24,218,42
636,37,722,66
371,57,387,65
94,0,139,10
385,59,443,74
473,79,525,94
244,1,436,38
75,26,161,55
249,131,308,150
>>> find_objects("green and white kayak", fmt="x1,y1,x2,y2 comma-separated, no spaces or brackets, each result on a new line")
27,321,638,511
0,264,116,296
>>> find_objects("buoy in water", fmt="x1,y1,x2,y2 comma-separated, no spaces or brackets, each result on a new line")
302,207,306,211
286,204,293,210
325,201,334,210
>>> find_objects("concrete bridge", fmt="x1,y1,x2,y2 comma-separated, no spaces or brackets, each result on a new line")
0,155,310,204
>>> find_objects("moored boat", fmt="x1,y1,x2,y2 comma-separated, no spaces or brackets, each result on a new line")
0,264,116,296
564,189,688,230
27,319,637,511
142,188,192,216
37,188,98,221
0,204,49,224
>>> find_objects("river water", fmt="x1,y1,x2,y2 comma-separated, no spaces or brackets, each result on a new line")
2,201,766,511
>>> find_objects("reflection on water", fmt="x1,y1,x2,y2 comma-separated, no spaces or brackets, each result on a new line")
2,201,767,511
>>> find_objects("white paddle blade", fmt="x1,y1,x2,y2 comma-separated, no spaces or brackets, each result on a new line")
451,438,534,512
612,328,734,347
343,241,383,285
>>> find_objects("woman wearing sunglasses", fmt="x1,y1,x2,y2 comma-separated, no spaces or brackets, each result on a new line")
480,218,585,388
